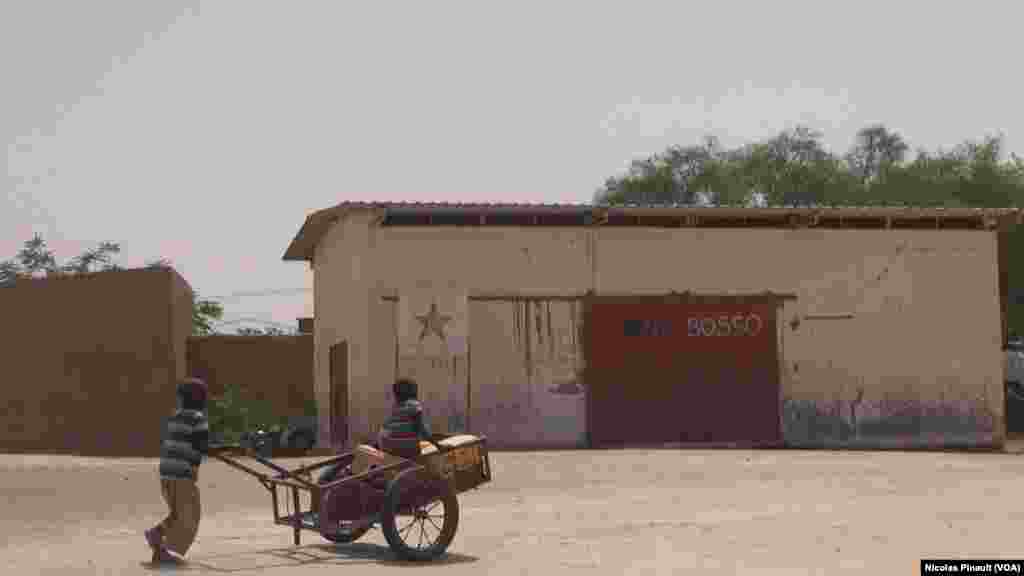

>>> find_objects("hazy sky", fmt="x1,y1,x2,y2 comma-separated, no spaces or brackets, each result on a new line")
3,1,1021,331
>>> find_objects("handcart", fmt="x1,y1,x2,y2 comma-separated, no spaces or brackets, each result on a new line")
210,433,492,561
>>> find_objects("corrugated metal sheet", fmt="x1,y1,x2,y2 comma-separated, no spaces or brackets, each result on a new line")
283,202,1022,261
586,297,781,446
469,299,586,448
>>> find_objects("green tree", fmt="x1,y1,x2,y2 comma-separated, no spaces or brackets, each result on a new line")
1,234,224,335
594,125,1024,334
846,124,909,185
192,299,225,336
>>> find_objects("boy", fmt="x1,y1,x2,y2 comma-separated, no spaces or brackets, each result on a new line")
144,377,215,564
377,378,434,458
339,378,436,477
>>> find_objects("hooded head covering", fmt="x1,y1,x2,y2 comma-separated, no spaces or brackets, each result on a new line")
176,377,208,410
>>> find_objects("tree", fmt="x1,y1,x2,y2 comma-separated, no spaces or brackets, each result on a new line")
595,125,1024,210
846,124,909,185
192,299,225,336
1,235,224,335
594,124,1024,334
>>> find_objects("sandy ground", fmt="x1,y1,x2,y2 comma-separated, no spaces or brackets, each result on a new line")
3,446,1024,575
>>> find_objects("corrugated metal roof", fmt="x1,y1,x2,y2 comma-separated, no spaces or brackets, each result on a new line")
282,201,1023,261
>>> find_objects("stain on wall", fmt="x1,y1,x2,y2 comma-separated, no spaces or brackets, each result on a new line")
782,395,998,448
775,234,1004,449
470,299,586,448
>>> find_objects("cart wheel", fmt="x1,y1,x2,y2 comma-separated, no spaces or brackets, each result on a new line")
381,467,459,562
317,462,350,485
320,521,372,544
319,484,372,544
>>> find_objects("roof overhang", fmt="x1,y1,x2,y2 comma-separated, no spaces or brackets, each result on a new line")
282,202,1023,262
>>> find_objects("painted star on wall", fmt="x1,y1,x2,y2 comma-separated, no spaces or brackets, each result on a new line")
416,302,452,342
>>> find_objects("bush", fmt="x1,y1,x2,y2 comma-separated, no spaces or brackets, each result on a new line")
207,384,289,443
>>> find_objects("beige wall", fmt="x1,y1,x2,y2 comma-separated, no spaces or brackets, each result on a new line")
313,214,1004,448
395,288,468,437
469,300,586,448
313,212,378,447
598,228,1003,447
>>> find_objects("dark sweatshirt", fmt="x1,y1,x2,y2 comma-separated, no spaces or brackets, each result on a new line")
159,409,210,480
377,399,431,452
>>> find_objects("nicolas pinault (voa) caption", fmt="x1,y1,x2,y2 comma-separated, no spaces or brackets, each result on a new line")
921,560,1023,574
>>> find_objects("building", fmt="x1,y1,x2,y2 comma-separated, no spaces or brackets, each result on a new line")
283,202,1021,450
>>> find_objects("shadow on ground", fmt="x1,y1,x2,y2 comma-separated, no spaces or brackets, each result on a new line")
140,542,479,572
1004,436,1024,454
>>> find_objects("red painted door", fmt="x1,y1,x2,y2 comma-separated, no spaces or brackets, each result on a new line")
586,297,781,446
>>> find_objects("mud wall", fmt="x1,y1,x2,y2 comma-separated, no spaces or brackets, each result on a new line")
468,299,586,448
316,216,1004,449
0,268,192,456
169,270,193,385
185,334,314,417
598,228,1002,449
771,236,1002,449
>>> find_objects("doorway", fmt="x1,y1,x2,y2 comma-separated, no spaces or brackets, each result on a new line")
329,341,348,447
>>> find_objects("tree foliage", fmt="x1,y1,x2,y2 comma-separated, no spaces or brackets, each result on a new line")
595,125,1024,334
1,235,224,335
596,125,1024,209
192,299,225,336
207,383,287,442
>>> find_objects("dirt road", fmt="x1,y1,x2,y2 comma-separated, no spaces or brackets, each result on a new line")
2,448,1023,574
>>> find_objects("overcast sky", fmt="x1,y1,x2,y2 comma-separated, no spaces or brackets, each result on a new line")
3,1,1021,331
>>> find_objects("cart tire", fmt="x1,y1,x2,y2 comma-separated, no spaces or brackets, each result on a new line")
317,462,349,485
318,464,371,543
381,468,459,562
321,523,372,544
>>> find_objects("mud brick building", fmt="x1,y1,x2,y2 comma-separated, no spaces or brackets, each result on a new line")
283,202,1020,450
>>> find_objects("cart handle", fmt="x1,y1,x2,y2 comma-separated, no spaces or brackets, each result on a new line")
209,444,317,489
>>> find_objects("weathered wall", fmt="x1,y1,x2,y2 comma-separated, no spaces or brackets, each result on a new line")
599,228,1002,448
360,294,398,444
169,271,193,386
315,217,1004,448
185,335,314,416
313,212,377,447
317,220,591,445
395,288,469,438
0,268,192,456
469,300,586,448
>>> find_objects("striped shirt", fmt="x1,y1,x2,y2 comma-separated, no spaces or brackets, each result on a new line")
159,409,210,480
377,399,431,454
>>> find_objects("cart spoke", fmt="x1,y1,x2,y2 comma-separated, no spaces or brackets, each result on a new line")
398,518,418,537
417,521,425,549
425,516,443,534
